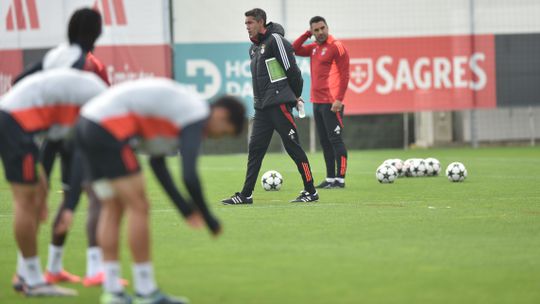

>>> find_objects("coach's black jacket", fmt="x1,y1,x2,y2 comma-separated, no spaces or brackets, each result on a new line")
249,22,303,110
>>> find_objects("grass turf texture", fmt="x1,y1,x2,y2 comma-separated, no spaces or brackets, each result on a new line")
0,146,539,304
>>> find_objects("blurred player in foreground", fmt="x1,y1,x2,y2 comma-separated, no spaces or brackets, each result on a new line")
73,78,245,304
12,7,118,287
0,69,107,296
293,16,350,189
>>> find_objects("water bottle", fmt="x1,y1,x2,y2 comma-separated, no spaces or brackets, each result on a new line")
297,100,306,118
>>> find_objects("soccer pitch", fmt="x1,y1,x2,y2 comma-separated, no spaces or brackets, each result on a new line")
0,146,539,304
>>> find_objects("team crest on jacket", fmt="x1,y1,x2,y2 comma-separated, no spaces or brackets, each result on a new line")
261,44,266,54
321,47,327,56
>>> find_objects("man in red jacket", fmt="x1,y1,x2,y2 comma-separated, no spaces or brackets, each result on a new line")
293,16,350,189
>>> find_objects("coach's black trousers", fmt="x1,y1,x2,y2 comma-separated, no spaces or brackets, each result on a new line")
241,104,315,197
313,103,348,179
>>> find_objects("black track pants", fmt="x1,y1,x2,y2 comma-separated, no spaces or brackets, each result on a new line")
313,103,348,179
241,104,315,196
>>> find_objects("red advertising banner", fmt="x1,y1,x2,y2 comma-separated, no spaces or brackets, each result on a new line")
342,34,496,114
0,49,23,94
93,45,172,84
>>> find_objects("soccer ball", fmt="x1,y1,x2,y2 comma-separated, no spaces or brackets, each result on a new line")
409,159,428,177
403,159,414,177
403,158,422,177
446,162,467,182
376,164,398,183
261,170,283,191
384,159,404,177
424,157,441,176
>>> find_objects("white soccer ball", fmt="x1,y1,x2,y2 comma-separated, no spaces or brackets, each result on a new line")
261,170,283,191
424,157,441,176
403,159,415,177
384,159,405,177
376,164,398,184
446,162,467,182
408,159,428,177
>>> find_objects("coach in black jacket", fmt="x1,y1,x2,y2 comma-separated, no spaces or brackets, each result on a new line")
222,8,319,204
249,23,302,109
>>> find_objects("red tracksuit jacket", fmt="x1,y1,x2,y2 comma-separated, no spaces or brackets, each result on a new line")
292,32,350,104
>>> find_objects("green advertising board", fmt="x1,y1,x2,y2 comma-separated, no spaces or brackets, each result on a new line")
174,42,312,117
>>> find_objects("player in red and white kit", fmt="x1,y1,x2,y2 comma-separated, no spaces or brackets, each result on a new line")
0,69,107,297
75,78,245,304
12,8,117,287
293,16,350,189
40,51,117,287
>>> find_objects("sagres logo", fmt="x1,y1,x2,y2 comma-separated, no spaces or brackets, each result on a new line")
349,54,487,95
348,58,373,93
185,60,222,99
5,0,40,31
93,0,127,26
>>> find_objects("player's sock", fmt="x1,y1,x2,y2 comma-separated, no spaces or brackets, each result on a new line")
86,247,103,277
326,177,335,183
103,261,123,293
335,177,344,184
17,251,26,278
46,244,64,274
133,262,157,296
23,256,46,287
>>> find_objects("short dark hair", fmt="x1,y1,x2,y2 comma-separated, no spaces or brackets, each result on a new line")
309,16,327,26
68,8,102,52
245,8,266,25
213,95,246,136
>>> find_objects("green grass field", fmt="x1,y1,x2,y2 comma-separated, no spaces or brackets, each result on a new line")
1,146,539,303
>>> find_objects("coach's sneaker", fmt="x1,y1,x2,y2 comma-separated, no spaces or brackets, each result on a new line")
24,283,78,297
100,291,132,304
134,289,189,304
290,190,319,203
221,192,253,205
45,269,81,284
332,180,345,189
315,180,334,189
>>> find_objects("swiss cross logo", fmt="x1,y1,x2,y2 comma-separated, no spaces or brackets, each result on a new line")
93,0,127,26
5,0,40,31
348,58,373,93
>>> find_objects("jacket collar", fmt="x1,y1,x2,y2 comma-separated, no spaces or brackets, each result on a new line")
250,27,268,45
318,35,335,46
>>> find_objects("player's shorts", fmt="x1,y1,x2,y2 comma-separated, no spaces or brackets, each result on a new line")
39,139,74,189
75,117,140,181
0,111,39,184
